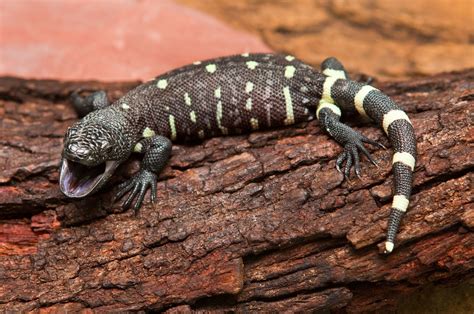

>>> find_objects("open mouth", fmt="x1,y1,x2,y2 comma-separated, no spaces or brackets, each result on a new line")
59,159,119,198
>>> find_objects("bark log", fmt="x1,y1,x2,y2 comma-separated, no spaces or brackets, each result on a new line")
0,70,473,312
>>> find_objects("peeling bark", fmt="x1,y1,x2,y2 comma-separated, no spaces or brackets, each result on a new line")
0,70,473,312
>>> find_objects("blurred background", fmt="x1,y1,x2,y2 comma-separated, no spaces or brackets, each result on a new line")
1,0,473,81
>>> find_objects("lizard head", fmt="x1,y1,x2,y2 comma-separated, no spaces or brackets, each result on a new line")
60,115,132,198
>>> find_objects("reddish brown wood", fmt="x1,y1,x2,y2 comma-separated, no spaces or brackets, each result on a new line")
0,70,473,312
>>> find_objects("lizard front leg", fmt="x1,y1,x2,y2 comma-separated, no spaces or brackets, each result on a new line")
71,90,109,117
115,135,172,210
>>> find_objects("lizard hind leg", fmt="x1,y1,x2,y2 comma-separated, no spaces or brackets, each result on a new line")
317,58,385,179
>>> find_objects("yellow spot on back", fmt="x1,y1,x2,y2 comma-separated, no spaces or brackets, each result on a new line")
184,92,191,106
190,111,197,123
206,64,217,73
214,86,221,98
157,79,168,89
241,53,249,57
245,82,254,93
133,143,142,153
285,55,295,61
193,61,201,65
143,127,155,138
216,101,228,134
169,115,177,140
246,61,258,70
283,86,294,125
284,65,296,79
216,101,223,126
250,118,259,130
121,103,130,110
245,98,252,111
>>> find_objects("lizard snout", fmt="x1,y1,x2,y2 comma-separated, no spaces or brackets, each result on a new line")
63,142,96,165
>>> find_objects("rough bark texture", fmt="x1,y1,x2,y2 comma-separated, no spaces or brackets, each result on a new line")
0,70,473,312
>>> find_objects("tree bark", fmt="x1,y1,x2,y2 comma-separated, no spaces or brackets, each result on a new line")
0,70,472,312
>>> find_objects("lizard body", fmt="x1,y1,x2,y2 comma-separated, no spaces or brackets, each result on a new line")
60,53,417,253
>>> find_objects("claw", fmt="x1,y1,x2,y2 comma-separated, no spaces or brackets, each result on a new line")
133,184,148,211
343,152,353,179
336,151,346,173
356,143,378,166
114,181,134,202
351,146,361,178
123,184,140,210
336,136,382,180
331,125,385,180
361,135,386,150
150,180,157,203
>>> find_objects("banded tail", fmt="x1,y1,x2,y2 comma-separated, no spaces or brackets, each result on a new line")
316,57,416,253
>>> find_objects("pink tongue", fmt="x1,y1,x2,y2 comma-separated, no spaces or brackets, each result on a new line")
63,161,105,196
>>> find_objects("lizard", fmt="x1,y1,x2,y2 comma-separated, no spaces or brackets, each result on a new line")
59,53,417,254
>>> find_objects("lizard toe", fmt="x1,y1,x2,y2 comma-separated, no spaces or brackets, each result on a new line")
115,169,157,211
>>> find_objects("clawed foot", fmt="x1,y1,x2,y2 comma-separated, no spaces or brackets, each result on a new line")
114,169,157,211
336,135,385,179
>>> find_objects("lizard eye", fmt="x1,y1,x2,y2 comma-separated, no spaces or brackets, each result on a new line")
66,127,76,137
101,141,113,153
64,130,72,143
